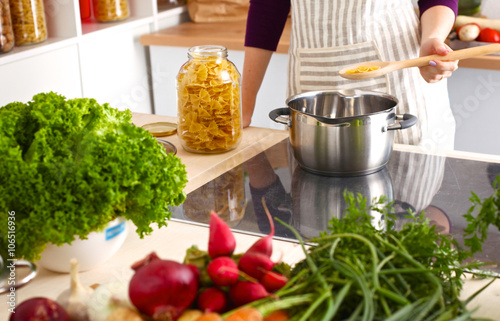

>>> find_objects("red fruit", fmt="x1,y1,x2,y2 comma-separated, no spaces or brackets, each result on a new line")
207,256,240,286
129,259,199,321
10,297,70,321
197,287,229,313
260,271,288,292
209,211,236,258
247,198,275,257
238,251,275,279
477,28,500,43
229,281,270,307
130,251,161,271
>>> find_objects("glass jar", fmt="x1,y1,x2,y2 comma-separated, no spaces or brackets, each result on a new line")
79,0,91,21
183,165,246,228
177,45,243,154
92,0,129,22
0,0,15,53
10,0,47,46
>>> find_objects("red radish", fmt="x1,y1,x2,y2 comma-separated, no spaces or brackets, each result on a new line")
260,271,288,292
129,259,199,321
208,211,236,258
206,256,240,286
197,287,229,313
229,281,270,307
247,197,275,257
9,297,70,321
238,251,275,279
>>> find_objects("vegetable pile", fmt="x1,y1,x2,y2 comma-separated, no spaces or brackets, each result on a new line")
454,16,500,43
0,92,188,261
9,181,500,321
272,193,485,320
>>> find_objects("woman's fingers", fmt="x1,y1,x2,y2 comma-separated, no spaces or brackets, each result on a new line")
421,59,458,83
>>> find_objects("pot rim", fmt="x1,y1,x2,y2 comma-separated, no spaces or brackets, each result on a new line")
285,89,399,124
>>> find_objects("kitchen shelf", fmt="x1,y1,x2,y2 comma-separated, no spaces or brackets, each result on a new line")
458,55,500,70
141,17,500,71
0,0,189,114
0,1,187,66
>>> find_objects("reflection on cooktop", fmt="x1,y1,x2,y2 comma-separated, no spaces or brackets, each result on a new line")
172,140,500,274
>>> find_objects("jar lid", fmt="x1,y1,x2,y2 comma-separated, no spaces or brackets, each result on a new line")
142,122,177,137
156,139,177,155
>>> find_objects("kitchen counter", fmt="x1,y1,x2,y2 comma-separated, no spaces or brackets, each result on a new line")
140,18,500,71
2,113,500,320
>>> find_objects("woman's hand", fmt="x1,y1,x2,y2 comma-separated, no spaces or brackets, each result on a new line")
419,38,458,83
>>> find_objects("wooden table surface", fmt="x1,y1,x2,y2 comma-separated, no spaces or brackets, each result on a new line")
1,113,499,320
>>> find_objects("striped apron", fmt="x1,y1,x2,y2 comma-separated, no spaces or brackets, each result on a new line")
288,0,456,150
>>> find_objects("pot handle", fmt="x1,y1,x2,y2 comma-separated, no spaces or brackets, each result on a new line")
386,113,418,131
269,108,291,126
0,259,37,294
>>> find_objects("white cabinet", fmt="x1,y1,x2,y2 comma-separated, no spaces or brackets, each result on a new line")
0,1,189,113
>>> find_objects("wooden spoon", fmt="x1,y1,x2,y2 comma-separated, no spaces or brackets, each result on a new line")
339,43,500,80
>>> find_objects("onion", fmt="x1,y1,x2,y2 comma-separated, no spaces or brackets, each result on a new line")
128,258,199,321
9,297,70,321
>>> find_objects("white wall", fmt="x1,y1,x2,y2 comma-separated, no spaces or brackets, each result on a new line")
447,68,500,156
482,0,500,19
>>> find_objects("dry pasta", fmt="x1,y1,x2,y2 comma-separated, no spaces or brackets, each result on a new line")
345,65,380,74
10,0,47,45
0,0,15,52
177,51,243,153
92,0,129,22
183,165,246,227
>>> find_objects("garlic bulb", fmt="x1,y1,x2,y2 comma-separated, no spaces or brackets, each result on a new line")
104,307,143,321
87,281,136,321
57,259,94,321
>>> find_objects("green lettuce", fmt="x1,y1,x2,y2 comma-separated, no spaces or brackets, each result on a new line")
0,92,188,261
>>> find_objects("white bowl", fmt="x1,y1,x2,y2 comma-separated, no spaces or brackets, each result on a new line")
37,217,128,273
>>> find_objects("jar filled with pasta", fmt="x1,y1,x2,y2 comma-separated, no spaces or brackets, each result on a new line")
0,0,15,53
183,164,246,228
10,0,47,46
177,45,243,154
92,0,130,22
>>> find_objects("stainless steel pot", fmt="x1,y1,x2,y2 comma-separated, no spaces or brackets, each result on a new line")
291,165,393,237
269,90,417,176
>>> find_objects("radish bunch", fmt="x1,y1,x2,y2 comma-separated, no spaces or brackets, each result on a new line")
195,211,289,314
11,209,290,321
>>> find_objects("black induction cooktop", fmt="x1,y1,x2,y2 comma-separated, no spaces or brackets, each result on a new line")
172,140,500,274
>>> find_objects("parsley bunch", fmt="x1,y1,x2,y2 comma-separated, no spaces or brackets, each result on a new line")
274,191,486,321
0,93,188,261
464,175,500,254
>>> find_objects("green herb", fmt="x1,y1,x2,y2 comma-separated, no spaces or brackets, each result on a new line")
0,92,188,261
269,191,490,321
463,175,500,254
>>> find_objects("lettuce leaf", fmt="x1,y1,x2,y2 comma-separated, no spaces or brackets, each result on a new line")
0,92,188,261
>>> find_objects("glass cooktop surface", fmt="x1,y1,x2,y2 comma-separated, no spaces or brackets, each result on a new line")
172,140,500,275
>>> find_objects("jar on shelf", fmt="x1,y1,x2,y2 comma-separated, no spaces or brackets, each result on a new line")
0,0,15,53
177,45,243,154
92,0,129,22
9,0,47,46
79,0,91,21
